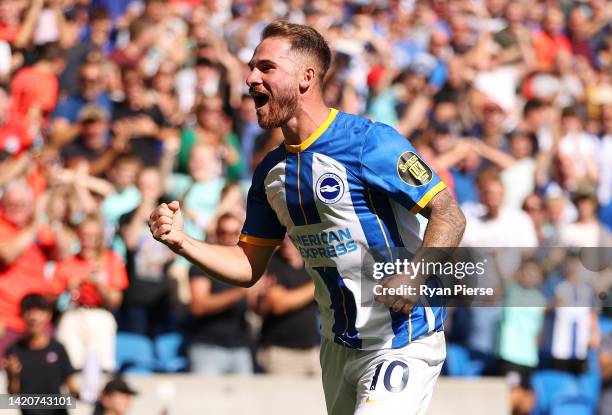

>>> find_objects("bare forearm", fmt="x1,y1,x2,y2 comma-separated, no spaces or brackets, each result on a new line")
122,206,150,249
7,376,20,394
421,190,466,248
268,283,315,315
177,237,257,287
190,288,245,316
0,226,36,265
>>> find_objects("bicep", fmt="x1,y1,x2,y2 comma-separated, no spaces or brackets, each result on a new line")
238,241,277,281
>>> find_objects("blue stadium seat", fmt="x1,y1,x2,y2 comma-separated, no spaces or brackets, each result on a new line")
444,343,485,377
115,332,156,373
531,370,581,415
154,333,188,373
578,350,601,408
550,396,593,415
600,317,612,335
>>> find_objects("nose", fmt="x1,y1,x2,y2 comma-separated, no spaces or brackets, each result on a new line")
246,68,261,89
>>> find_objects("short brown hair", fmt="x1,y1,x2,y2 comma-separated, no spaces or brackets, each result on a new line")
261,21,331,84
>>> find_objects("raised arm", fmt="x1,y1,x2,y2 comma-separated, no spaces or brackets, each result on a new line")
149,201,276,287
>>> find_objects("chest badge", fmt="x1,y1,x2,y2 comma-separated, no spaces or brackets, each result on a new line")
316,173,345,204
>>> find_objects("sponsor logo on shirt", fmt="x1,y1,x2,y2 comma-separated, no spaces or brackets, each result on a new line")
397,151,432,186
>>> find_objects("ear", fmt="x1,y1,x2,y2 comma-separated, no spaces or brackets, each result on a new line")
298,67,316,94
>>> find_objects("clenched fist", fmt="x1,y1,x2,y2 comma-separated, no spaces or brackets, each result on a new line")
148,201,184,251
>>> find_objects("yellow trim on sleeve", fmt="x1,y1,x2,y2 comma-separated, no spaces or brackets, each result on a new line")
409,182,447,214
284,108,338,153
239,234,283,247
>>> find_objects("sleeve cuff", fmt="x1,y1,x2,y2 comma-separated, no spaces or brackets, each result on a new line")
239,234,283,247
410,182,447,214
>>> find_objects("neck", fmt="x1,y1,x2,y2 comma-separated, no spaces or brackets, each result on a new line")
80,249,99,261
27,331,49,349
281,101,331,146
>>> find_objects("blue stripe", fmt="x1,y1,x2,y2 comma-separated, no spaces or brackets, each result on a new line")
368,191,412,346
346,181,393,263
368,191,403,247
314,267,362,349
298,152,321,224
284,154,306,226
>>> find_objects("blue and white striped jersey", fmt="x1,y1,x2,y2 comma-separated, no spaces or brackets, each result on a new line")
240,109,447,350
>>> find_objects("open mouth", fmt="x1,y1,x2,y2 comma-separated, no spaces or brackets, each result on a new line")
250,90,270,109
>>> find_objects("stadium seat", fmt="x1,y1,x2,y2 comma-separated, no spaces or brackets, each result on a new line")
549,396,593,415
154,333,188,372
115,332,156,373
578,350,601,408
444,343,485,377
600,316,612,335
531,370,581,415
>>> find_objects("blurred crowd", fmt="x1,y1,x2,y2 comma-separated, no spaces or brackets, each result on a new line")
0,0,610,414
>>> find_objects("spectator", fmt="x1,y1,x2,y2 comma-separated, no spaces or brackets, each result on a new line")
10,42,66,126
3,294,78,415
52,58,114,147
112,66,170,166
51,214,128,372
545,251,600,375
0,180,54,358
167,143,226,242
110,16,157,69
100,153,142,244
0,83,35,158
463,168,538,248
118,167,175,336
558,185,611,247
532,8,571,71
178,95,243,180
188,213,252,374
255,237,319,376
92,377,137,415
497,258,546,415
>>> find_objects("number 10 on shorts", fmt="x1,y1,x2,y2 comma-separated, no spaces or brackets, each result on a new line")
369,360,410,393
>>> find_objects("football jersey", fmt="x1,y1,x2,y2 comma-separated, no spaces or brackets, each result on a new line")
241,109,447,350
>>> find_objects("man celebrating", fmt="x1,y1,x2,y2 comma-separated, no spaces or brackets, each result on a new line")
149,21,465,415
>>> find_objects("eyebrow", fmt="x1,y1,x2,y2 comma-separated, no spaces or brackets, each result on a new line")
248,59,278,70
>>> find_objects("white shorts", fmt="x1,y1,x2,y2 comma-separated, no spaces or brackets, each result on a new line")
320,331,446,415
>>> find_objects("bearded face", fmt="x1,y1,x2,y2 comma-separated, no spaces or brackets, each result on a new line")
247,37,306,129
250,82,299,129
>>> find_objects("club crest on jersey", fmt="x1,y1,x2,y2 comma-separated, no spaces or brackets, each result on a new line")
397,151,432,186
316,173,344,204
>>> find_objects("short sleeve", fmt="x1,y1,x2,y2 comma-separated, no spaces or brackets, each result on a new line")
361,123,447,213
239,156,286,247
57,342,76,380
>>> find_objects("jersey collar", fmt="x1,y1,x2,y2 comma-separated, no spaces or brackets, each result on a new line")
284,108,338,153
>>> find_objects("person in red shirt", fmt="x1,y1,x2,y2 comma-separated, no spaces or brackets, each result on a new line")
10,42,66,126
52,214,128,372
0,179,53,358
532,8,571,71
0,84,35,158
